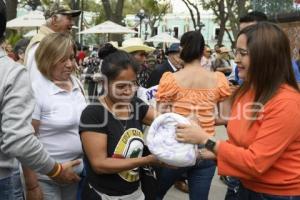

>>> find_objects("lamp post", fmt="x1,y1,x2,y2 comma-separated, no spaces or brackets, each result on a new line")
143,17,149,40
135,9,146,38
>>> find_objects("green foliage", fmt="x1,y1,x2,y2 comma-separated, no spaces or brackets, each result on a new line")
93,5,106,25
124,0,170,36
251,0,294,15
6,31,22,46
124,0,170,19
84,0,102,12
40,0,52,6
200,0,251,46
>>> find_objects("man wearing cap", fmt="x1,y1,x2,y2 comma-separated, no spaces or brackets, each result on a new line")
120,37,155,88
24,2,81,80
146,43,183,88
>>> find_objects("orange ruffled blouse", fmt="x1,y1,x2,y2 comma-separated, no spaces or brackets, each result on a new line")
156,71,231,135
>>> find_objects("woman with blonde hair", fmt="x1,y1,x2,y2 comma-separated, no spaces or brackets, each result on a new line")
25,32,86,200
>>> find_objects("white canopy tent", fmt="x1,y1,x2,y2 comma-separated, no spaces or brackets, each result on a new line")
78,20,137,34
6,10,45,29
23,30,37,38
146,32,180,43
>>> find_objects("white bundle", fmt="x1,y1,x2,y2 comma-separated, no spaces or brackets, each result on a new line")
146,113,197,167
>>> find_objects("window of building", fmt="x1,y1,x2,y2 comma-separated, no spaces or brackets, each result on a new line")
153,27,158,35
173,27,179,38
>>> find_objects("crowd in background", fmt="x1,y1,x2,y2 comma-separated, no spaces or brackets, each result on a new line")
1,1,300,200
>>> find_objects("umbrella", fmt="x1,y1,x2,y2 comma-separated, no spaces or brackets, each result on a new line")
146,32,180,43
23,30,38,38
78,20,137,34
6,10,45,29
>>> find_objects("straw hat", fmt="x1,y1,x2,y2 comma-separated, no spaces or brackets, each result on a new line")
120,37,155,53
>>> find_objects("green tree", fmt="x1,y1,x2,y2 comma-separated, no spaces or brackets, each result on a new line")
226,0,250,46
201,0,250,47
6,0,18,20
101,0,125,23
201,0,233,46
125,0,170,38
251,0,294,15
181,0,202,31
101,0,125,42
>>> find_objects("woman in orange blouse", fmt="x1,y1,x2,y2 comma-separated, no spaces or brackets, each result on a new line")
155,31,231,200
176,22,300,200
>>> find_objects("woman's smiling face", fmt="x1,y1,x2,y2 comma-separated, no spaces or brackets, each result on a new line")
234,34,250,81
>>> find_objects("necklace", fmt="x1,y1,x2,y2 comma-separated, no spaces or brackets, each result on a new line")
116,118,128,132
102,97,131,132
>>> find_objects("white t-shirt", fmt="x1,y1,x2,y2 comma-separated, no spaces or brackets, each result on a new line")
31,75,87,163
200,56,212,71
136,85,158,108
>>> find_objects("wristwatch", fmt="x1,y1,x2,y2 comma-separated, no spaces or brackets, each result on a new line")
204,136,217,152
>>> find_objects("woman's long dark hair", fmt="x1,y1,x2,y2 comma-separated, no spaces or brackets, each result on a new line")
180,30,205,63
233,22,299,120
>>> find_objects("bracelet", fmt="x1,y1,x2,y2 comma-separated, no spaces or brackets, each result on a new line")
47,163,59,177
26,185,39,191
50,163,62,178
48,163,62,178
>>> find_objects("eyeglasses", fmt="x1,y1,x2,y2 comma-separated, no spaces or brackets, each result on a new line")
233,48,249,57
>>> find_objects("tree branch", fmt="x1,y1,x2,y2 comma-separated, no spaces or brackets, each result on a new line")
225,28,235,48
101,0,112,20
114,0,125,22
186,0,201,28
182,0,196,29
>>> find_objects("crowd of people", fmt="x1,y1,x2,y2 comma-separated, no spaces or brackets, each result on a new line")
1,1,300,200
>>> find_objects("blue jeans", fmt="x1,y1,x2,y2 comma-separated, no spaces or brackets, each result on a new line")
238,184,300,200
0,170,24,200
77,165,87,200
156,159,216,200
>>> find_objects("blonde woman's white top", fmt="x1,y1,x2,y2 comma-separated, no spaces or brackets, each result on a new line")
31,75,86,165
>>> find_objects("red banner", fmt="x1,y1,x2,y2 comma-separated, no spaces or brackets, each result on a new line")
295,0,300,4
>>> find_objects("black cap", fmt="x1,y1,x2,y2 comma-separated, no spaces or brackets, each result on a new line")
0,0,6,41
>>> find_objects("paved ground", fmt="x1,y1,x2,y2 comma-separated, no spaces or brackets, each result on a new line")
164,126,228,200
